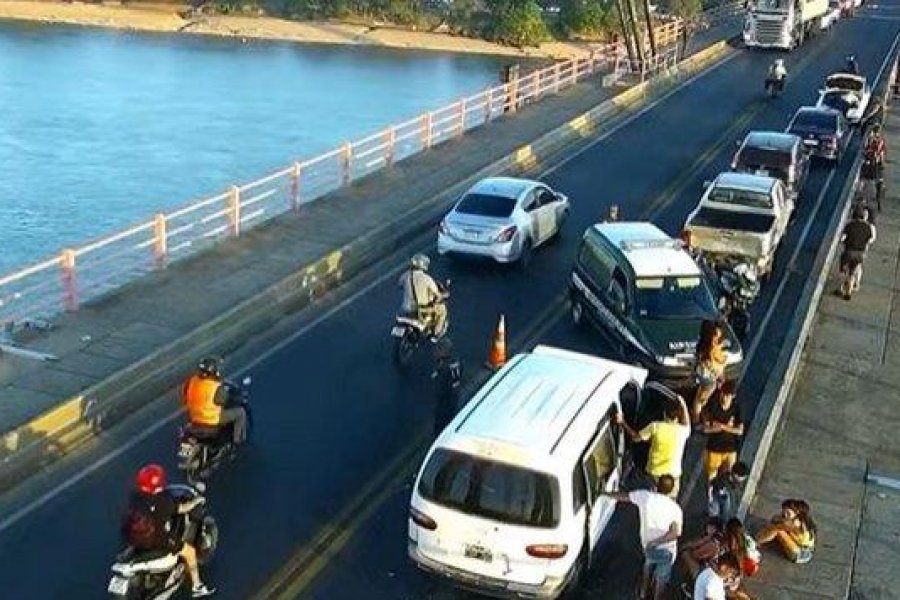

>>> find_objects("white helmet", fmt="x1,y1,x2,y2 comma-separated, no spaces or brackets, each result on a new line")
410,253,430,271
775,59,785,67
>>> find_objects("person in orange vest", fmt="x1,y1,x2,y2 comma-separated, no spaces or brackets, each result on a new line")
182,357,247,445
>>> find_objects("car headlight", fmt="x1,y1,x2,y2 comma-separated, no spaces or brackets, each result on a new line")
657,355,687,367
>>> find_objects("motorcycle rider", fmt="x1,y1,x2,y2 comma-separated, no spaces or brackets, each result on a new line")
121,464,215,598
398,253,448,340
182,357,248,445
840,205,877,293
846,54,859,75
767,59,787,92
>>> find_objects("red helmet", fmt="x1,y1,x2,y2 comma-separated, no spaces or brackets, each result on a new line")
136,464,166,494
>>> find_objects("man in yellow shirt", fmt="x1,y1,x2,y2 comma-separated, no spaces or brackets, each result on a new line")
616,390,691,499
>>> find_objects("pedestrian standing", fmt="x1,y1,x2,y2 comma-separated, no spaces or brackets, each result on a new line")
605,475,683,600
708,461,749,522
692,320,728,425
701,380,744,481
432,338,461,438
616,391,691,498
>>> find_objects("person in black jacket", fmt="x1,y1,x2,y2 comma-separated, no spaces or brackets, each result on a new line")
432,338,462,438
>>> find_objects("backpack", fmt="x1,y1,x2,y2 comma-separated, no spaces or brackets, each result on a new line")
121,506,159,550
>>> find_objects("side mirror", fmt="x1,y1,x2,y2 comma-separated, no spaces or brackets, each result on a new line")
556,192,569,203
242,376,252,386
735,140,742,147
702,180,712,189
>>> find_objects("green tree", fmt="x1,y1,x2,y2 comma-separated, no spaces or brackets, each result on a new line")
559,0,612,38
657,0,701,19
485,0,551,47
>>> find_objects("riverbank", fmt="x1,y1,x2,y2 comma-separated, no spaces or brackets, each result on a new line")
0,0,601,59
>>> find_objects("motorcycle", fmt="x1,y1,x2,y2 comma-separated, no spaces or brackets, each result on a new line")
177,376,253,483
716,260,761,342
391,279,450,367
765,76,785,98
107,483,218,600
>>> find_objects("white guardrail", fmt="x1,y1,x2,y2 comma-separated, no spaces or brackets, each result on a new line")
0,3,741,330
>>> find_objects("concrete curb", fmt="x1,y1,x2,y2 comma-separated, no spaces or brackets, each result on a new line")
736,37,900,521
0,39,736,493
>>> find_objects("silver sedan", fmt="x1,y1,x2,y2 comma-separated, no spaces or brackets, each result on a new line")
437,177,570,265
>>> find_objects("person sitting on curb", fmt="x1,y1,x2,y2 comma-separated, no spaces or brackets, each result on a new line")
721,518,760,599
615,392,691,498
702,380,744,482
755,499,816,564
708,461,750,523
679,516,724,584
604,475,683,600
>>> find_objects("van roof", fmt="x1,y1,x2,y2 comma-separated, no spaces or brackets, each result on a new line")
444,346,647,470
591,222,700,278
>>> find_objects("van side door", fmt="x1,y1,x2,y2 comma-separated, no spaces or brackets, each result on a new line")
580,422,621,551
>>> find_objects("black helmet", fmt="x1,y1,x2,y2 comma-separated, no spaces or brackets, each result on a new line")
198,356,222,378
852,204,867,220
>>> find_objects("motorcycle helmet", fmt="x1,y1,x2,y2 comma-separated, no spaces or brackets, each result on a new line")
410,253,431,271
136,464,166,494
198,356,222,378
774,58,784,67
853,205,868,221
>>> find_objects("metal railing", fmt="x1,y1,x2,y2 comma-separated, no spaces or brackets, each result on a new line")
0,10,727,331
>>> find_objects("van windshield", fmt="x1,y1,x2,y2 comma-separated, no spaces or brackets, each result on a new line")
418,448,560,528
635,276,717,320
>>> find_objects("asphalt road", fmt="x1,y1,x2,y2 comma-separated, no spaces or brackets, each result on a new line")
0,6,897,600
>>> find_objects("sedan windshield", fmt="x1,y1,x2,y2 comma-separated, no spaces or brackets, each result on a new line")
790,111,837,135
455,193,517,218
708,185,773,209
635,276,717,320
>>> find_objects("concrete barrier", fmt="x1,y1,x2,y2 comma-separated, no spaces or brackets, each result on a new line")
0,37,738,492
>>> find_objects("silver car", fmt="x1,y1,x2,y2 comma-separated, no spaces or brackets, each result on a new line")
437,177,570,264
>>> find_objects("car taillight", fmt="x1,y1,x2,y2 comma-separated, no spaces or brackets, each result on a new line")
438,220,448,235
409,506,437,531
496,225,517,243
526,544,568,559
824,136,838,148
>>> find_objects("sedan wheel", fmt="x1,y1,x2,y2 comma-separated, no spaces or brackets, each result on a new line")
519,238,533,270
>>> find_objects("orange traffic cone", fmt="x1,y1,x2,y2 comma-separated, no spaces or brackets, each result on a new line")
487,314,507,370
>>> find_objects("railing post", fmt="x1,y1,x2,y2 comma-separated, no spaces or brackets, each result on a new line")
61,248,78,312
153,213,167,268
508,77,519,113
484,89,493,123
457,98,466,137
228,185,241,237
384,127,396,166
421,113,433,149
290,161,302,211
341,142,353,186
571,59,580,84
554,63,562,93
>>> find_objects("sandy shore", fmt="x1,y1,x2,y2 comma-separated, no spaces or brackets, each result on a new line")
0,0,603,59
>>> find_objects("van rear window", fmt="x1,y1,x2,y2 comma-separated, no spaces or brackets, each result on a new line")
418,448,560,528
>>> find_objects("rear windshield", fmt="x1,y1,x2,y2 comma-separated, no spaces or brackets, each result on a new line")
456,193,517,218
709,185,774,209
790,111,837,133
418,448,560,528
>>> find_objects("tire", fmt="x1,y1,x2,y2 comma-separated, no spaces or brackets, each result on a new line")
196,517,219,565
518,238,533,270
392,331,417,366
571,296,585,327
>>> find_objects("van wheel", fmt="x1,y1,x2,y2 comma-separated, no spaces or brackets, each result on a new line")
571,297,585,327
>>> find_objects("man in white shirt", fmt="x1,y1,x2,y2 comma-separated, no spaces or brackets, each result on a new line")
694,552,741,600
605,475,683,600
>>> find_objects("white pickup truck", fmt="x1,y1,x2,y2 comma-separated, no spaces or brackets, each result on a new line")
683,172,793,277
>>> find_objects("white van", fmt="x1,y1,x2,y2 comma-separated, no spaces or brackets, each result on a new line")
408,345,648,599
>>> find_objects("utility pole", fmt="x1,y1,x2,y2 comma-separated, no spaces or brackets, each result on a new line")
625,0,644,63
642,0,657,56
613,0,637,64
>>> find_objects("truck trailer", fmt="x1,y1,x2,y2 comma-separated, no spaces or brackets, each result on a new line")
743,0,829,50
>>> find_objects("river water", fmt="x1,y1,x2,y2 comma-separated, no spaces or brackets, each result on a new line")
0,21,512,273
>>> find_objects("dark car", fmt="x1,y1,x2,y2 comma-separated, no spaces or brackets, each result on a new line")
785,106,850,163
569,222,743,390
732,131,810,201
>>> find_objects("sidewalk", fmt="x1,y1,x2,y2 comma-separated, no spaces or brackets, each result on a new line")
744,111,900,598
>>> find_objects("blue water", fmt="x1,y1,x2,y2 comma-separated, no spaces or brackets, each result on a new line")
0,21,512,273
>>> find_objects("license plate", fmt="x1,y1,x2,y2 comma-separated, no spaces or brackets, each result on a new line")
464,544,493,562
107,576,129,595
804,139,819,147
463,229,481,241
178,443,195,458
391,326,406,337
755,169,769,176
